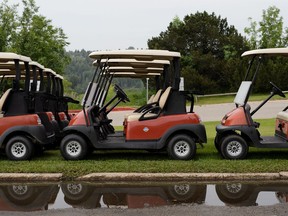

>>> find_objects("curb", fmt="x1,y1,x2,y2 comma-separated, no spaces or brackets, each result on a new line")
1,172,288,182
0,173,63,182
76,172,288,182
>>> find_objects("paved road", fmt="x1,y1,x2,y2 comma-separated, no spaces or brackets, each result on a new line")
108,100,288,126
5,203,288,216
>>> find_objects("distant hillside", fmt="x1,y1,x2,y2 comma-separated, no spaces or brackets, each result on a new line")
64,50,94,94
64,50,144,94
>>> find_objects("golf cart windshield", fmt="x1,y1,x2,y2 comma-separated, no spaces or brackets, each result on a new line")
237,48,288,107
234,81,252,106
82,50,181,109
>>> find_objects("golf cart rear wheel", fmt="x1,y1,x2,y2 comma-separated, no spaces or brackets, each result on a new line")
5,136,34,161
60,134,88,160
167,134,196,160
220,135,248,160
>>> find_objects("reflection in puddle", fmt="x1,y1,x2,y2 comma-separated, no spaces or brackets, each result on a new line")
215,182,288,206
0,183,59,212
0,181,287,212
60,182,206,209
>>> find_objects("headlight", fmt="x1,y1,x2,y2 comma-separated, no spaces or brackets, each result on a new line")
37,116,42,125
221,115,228,125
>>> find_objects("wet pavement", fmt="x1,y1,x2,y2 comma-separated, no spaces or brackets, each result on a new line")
1,181,288,214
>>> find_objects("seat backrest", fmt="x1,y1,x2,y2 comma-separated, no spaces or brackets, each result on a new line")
147,94,155,104
277,111,288,121
0,88,12,113
159,87,171,109
152,89,163,103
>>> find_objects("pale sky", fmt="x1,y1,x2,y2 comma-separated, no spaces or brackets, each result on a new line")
8,0,288,51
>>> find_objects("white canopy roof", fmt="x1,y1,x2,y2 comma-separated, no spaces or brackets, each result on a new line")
55,74,63,80
112,72,161,78
241,48,288,57
0,60,44,74
0,52,31,62
92,56,171,79
43,68,57,76
0,61,26,70
30,61,45,70
97,59,170,68
107,67,163,74
89,49,180,61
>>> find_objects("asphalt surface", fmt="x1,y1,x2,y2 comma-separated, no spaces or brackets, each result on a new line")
3,204,288,216
108,100,287,126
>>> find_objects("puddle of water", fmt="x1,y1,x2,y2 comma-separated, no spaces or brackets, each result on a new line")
0,181,287,212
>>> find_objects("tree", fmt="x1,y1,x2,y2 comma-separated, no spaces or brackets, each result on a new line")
245,6,288,49
148,12,248,94
244,6,288,92
0,0,70,74
0,0,17,51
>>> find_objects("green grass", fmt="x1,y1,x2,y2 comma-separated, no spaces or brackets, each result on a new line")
1,118,288,180
104,87,147,108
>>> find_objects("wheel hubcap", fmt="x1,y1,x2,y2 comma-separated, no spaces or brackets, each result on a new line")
66,141,82,157
174,141,190,157
11,142,27,158
67,183,83,195
174,184,190,195
227,141,242,157
226,183,242,193
12,185,28,195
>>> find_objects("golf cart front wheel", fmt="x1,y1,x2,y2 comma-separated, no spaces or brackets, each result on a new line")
220,135,248,160
214,133,221,153
167,134,196,160
5,136,34,161
60,134,88,160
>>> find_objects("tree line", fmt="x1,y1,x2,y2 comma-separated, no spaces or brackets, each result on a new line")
0,0,69,73
1,0,288,95
148,7,288,93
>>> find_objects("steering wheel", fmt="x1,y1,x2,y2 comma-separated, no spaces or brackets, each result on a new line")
114,84,130,102
270,82,286,98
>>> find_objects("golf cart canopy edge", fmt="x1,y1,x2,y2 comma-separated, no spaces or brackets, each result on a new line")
89,50,181,61
97,59,170,68
241,48,288,57
0,52,31,62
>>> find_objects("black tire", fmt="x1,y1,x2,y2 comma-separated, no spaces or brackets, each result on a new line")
167,134,196,160
215,183,252,205
61,183,90,202
5,185,36,205
5,136,34,161
168,184,196,201
60,134,88,160
214,134,221,153
61,182,101,207
220,135,248,160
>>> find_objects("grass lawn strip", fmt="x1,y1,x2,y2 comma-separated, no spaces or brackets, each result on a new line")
0,118,288,180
